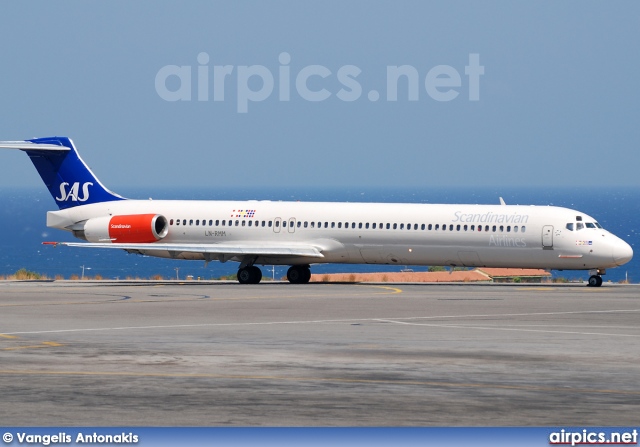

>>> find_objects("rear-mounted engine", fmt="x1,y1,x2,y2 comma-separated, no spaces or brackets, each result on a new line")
72,214,169,243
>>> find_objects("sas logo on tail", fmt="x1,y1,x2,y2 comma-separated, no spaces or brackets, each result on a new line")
55,182,93,202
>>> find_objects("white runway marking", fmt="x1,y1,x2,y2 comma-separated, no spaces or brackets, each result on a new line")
4,308,640,337
374,320,640,337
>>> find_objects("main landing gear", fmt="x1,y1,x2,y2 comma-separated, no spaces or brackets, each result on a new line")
286,265,311,284
236,265,311,284
587,275,603,287
237,266,262,284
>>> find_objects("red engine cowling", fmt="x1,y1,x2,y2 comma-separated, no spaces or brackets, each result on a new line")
77,214,169,243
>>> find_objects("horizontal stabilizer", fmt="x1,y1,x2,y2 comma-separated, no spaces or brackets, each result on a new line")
0,141,70,151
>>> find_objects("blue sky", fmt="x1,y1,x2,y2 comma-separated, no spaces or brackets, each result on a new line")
1,1,639,189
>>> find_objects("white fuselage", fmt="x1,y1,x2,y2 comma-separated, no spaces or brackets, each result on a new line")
46,199,633,271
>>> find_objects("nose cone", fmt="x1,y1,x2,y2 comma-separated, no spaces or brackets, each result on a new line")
613,239,633,266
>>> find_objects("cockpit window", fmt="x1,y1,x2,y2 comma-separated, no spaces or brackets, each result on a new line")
566,223,574,231
595,222,603,229
585,223,596,229
576,223,584,230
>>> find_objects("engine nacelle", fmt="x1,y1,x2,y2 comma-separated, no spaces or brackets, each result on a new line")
73,214,169,243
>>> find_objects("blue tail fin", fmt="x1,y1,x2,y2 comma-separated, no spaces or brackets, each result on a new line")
10,137,125,210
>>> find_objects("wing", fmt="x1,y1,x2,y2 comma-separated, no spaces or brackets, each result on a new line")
44,241,324,263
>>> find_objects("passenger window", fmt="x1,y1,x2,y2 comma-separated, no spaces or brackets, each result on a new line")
170,219,174,225
514,226,518,232
478,225,482,232
507,226,511,232
456,225,461,231
304,222,308,228
371,223,375,229
176,220,180,226
485,225,489,232
435,224,439,230
421,224,425,230
386,223,390,229
566,223,574,231
269,221,272,227
189,220,193,226
521,226,526,233
400,224,404,230
428,224,433,230
442,225,446,231
393,223,398,230
297,221,301,228
331,222,335,228
275,221,280,228
183,220,187,226
449,225,454,231
236,220,239,226
499,225,503,232
248,221,252,227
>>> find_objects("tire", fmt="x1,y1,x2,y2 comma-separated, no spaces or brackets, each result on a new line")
588,275,602,287
237,267,252,284
250,266,262,284
287,266,302,284
287,265,311,284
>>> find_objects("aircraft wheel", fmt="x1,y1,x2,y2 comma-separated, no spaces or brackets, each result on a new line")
287,265,311,284
250,266,262,284
587,275,603,287
237,267,253,284
238,266,262,284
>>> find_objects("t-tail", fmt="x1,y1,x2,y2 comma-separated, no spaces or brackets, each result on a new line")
0,137,125,210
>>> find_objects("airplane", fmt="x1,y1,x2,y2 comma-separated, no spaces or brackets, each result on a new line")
0,136,633,287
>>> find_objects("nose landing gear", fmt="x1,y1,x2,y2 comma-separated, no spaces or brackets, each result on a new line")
587,275,603,287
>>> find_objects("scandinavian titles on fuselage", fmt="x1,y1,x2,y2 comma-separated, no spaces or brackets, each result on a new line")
452,211,529,224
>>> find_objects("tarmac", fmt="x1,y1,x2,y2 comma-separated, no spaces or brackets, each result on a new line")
0,280,638,426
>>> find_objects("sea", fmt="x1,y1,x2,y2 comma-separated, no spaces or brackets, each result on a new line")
1,186,638,283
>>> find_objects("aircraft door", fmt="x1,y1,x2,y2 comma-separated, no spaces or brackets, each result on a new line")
288,218,296,233
274,217,281,233
542,225,553,248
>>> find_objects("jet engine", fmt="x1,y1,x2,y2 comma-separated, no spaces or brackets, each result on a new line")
72,214,169,243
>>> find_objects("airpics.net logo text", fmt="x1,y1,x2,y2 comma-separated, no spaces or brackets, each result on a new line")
155,52,484,113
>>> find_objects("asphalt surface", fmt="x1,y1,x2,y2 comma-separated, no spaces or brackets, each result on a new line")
0,281,638,426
